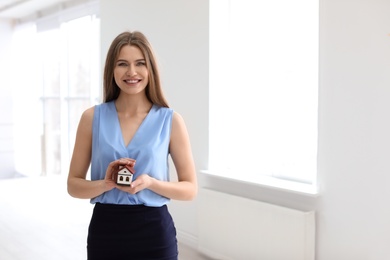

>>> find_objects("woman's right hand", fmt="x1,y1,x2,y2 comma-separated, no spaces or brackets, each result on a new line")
104,158,136,191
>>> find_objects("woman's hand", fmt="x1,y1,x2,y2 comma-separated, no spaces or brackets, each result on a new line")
105,158,136,192
116,174,153,194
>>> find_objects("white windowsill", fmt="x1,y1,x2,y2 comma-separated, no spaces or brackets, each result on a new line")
200,170,319,197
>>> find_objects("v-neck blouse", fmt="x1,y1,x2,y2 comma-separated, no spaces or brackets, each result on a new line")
90,101,173,206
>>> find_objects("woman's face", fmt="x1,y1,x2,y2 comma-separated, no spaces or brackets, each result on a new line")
114,45,149,96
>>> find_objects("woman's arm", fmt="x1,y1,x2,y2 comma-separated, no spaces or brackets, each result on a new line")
123,112,198,200
67,107,115,199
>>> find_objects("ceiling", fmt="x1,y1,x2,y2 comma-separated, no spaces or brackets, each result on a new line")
0,0,75,20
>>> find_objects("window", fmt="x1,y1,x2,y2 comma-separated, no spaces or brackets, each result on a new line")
209,0,319,192
11,4,100,177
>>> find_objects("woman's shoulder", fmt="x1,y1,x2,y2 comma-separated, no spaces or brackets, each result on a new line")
74,106,96,135
171,110,182,119
79,105,99,127
82,101,112,119
171,111,186,131
82,106,95,119
153,104,174,116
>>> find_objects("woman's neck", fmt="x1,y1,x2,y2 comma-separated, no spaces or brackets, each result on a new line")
114,94,152,117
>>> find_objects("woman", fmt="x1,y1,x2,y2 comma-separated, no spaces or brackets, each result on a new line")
67,31,197,260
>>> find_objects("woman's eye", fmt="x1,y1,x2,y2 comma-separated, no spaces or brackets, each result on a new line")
136,62,146,66
117,62,128,67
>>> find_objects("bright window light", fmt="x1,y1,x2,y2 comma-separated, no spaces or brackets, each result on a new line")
209,0,319,187
11,13,100,177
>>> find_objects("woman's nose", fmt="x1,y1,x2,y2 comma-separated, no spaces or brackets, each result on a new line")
126,65,137,76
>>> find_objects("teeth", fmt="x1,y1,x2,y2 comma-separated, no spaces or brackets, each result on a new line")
126,79,139,83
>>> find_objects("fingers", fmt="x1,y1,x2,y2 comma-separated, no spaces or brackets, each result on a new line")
117,158,136,166
108,158,136,170
116,174,150,194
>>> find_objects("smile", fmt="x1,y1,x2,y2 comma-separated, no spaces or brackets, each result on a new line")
125,79,141,84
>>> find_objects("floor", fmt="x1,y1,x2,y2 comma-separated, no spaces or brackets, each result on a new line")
0,176,209,260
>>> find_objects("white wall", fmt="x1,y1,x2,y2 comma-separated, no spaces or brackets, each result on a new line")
317,0,390,259
100,0,390,259
0,19,15,179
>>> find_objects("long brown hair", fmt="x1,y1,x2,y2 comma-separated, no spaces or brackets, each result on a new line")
103,31,169,107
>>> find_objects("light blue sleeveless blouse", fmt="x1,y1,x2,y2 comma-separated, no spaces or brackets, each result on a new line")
90,101,173,206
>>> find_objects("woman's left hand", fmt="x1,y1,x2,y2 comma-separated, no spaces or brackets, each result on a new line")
116,174,153,194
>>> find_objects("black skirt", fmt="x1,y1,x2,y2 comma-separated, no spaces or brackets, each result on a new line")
87,203,178,260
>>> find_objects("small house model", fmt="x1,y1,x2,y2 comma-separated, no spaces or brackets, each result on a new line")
116,165,135,186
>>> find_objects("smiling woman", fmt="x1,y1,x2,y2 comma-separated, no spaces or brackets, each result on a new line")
114,46,149,95
103,31,169,108
67,31,197,260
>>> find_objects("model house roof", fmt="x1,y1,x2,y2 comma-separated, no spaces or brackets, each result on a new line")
118,164,135,175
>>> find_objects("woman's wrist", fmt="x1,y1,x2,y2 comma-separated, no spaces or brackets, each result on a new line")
100,179,113,193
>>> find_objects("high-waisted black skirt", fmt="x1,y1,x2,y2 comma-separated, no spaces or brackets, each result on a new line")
87,203,178,260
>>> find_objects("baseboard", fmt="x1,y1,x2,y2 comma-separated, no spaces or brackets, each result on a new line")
176,229,198,249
